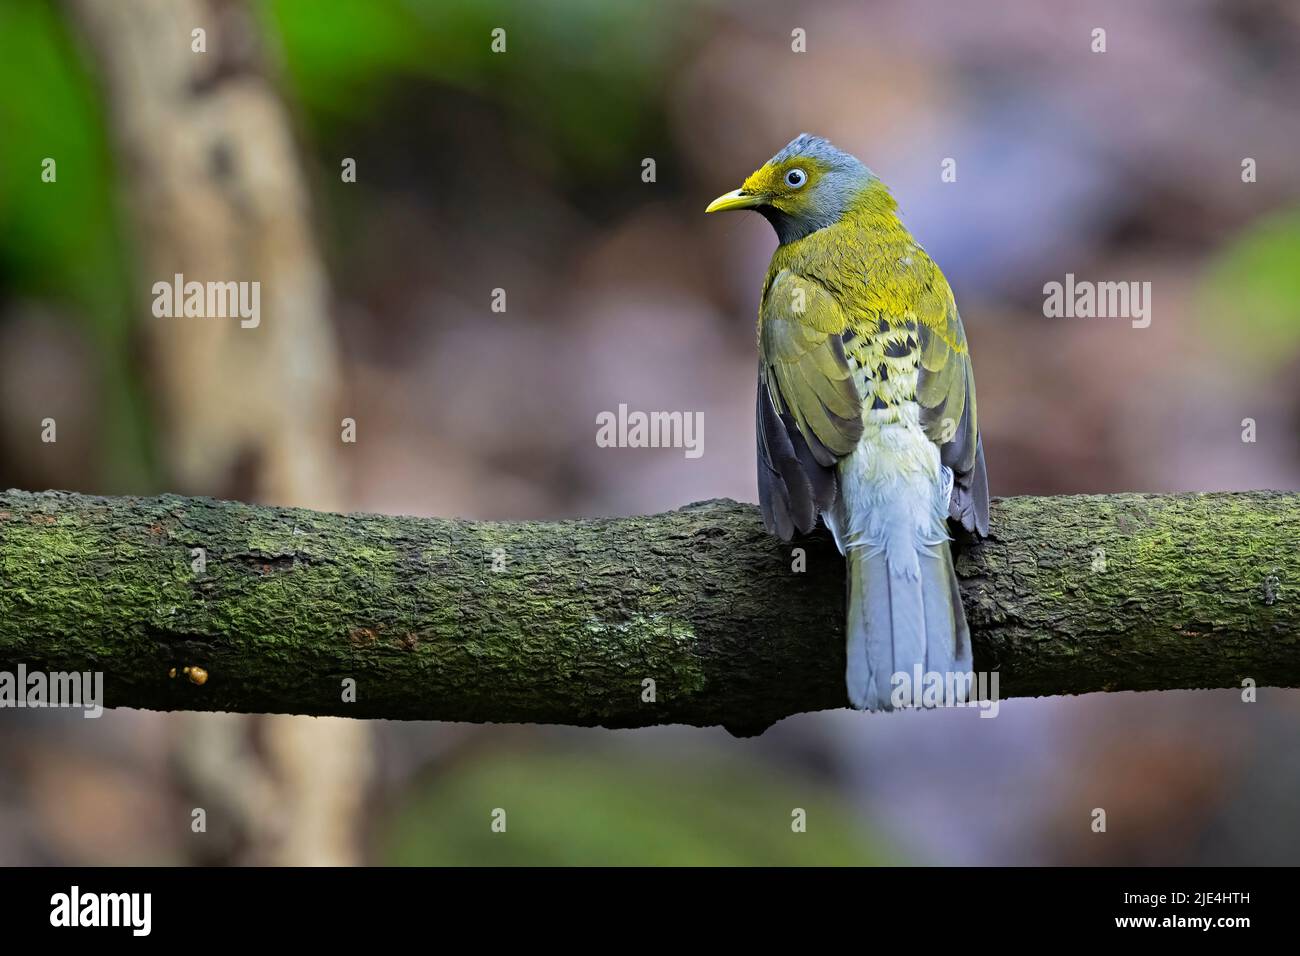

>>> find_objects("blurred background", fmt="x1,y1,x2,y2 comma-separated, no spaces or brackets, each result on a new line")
1,0,1298,865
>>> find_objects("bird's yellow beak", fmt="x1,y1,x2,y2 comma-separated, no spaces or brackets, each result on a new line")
705,188,764,214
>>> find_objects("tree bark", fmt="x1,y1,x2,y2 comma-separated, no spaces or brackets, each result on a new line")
1,489,1296,735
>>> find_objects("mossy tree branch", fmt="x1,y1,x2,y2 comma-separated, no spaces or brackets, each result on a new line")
0,489,1296,735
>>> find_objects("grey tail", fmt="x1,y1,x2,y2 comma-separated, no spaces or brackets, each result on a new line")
844,543,972,711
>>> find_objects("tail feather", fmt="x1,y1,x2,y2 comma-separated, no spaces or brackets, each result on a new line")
845,550,892,710
920,546,962,676
886,558,926,693
845,543,972,711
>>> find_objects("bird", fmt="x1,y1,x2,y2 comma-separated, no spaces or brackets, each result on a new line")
707,133,989,711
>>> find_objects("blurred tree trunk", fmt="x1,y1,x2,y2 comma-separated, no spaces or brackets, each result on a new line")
66,0,368,865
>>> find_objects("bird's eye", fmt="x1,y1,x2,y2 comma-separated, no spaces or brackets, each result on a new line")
785,168,808,188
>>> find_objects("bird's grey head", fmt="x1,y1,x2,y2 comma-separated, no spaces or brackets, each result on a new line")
705,134,874,244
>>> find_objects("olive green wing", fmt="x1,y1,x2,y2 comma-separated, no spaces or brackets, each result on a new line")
756,270,864,541
913,266,989,537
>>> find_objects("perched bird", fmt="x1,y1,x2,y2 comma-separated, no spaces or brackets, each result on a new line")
707,134,989,711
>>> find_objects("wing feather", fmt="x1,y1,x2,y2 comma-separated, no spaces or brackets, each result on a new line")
755,270,864,540
914,275,988,535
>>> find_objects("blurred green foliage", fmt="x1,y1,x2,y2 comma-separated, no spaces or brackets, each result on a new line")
262,0,703,177
380,747,893,865
1201,207,1300,375
0,1,152,489
0,3,114,299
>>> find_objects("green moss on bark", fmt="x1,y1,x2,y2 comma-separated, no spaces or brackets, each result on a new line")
1,489,1297,734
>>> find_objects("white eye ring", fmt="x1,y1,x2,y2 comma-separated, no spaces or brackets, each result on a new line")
785,168,808,188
